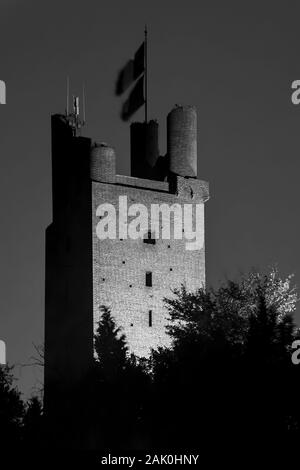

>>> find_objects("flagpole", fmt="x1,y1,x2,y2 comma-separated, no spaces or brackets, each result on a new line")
144,25,148,124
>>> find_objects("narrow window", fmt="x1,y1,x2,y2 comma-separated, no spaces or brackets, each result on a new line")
144,231,156,245
149,310,152,327
146,271,152,287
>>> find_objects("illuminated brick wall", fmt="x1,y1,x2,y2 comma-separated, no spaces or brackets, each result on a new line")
92,175,208,357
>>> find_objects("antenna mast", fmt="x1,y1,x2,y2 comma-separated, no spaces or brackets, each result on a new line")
65,78,86,136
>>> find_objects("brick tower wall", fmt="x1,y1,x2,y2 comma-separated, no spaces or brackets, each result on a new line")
91,175,208,357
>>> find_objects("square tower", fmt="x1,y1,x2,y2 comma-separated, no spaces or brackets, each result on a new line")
44,105,209,413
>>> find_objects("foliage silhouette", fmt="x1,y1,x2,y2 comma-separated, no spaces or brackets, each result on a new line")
89,306,151,450
148,269,300,447
22,395,44,447
1,268,300,452
0,365,24,449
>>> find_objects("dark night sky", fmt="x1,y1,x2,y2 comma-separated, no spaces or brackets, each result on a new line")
0,0,299,397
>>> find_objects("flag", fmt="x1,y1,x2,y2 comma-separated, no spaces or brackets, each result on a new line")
133,41,145,80
115,41,145,96
121,76,144,121
115,60,134,96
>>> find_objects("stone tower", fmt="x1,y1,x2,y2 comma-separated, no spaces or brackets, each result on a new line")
44,105,209,413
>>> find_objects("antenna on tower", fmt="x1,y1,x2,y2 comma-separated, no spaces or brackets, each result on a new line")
65,80,85,136
73,95,79,116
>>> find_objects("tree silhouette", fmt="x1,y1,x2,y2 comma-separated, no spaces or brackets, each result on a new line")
91,306,151,450
23,396,44,447
5,268,296,451
0,365,24,449
148,268,300,448
94,305,128,383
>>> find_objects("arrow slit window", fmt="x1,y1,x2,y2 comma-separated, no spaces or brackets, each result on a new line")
145,271,152,287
